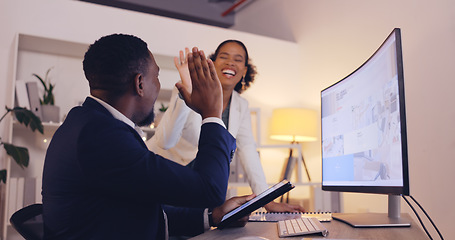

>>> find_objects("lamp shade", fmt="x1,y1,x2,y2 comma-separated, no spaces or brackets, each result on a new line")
269,108,318,142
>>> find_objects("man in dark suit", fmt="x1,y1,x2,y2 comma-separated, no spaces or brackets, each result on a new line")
42,34,251,239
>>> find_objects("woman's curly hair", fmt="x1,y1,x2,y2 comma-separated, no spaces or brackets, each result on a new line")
208,40,257,94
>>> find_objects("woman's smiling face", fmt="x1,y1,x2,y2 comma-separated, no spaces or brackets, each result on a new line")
213,42,248,91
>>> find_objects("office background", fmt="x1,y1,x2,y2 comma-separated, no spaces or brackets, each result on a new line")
1,0,454,239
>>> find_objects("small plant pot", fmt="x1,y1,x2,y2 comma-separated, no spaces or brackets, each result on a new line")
41,105,60,123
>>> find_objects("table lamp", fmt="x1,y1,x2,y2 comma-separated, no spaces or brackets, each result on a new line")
269,108,318,182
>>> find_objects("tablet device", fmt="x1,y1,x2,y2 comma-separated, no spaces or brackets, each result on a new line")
217,180,295,229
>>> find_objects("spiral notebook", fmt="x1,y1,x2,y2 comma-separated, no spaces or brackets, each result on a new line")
249,210,332,222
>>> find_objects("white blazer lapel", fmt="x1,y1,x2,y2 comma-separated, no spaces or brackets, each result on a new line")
228,92,241,137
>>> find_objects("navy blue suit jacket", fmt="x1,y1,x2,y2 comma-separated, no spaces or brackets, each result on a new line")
42,97,236,239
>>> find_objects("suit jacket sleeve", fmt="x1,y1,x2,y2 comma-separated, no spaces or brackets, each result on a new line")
163,205,205,237
77,104,235,208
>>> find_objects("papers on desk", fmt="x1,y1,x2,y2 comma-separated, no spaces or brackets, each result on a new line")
249,210,332,222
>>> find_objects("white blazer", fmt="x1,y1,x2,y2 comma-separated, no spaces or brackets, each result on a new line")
147,87,269,194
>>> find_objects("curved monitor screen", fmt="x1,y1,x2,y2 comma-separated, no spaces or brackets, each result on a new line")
321,28,409,196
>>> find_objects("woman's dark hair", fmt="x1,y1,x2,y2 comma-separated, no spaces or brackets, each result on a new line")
209,40,257,94
83,34,151,95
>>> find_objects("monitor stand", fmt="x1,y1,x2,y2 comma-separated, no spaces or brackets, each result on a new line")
333,195,411,227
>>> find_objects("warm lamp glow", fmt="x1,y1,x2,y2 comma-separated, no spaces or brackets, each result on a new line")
269,108,318,142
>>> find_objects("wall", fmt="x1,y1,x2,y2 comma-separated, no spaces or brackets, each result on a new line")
234,0,455,238
231,0,296,42
280,0,454,239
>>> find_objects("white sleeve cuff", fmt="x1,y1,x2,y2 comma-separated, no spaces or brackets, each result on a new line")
202,117,226,129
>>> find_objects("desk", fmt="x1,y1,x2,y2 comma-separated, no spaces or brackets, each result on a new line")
190,213,426,240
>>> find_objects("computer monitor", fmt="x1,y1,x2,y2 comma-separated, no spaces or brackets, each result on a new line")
321,28,410,227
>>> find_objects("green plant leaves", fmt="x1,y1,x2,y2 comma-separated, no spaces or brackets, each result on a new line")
0,106,43,183
10,107,44,134
159,103,168,112
33,67,55,105
2,143,29,169
45,83,55,105
33,73,46,90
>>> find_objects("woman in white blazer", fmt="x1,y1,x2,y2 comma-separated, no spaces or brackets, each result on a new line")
147,40,304,212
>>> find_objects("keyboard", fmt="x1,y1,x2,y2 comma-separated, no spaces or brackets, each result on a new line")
277,217,329,238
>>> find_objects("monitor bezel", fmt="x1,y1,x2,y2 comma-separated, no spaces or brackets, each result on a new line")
321,28,410,196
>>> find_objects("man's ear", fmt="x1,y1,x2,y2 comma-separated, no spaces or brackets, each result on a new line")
134,73,144,97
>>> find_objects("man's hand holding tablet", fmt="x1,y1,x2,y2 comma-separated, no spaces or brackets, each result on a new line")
217,180,295,229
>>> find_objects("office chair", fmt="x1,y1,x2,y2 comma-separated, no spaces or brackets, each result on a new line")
10,203,44,240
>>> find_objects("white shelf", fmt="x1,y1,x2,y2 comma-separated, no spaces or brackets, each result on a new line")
13,121,59,131
18,34,88,58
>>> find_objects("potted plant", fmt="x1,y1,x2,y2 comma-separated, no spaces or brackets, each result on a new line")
0,106,43,183
33,67,60,122
159,103,168,113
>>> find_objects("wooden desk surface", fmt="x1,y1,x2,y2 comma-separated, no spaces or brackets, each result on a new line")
190,214,427,240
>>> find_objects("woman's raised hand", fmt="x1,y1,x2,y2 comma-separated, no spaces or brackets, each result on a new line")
175,47,222,119
173,47,192,94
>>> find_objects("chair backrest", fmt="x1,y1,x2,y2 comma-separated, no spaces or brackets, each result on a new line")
10,203,43,240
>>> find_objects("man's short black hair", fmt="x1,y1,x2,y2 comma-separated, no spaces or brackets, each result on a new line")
83,34,151,95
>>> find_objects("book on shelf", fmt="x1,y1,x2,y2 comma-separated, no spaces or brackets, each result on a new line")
23,177,37,207
15,80,30,109
26,81,42,119
249,210,332,222
7,177,18,218
35,177,43,203
16,177,25,211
